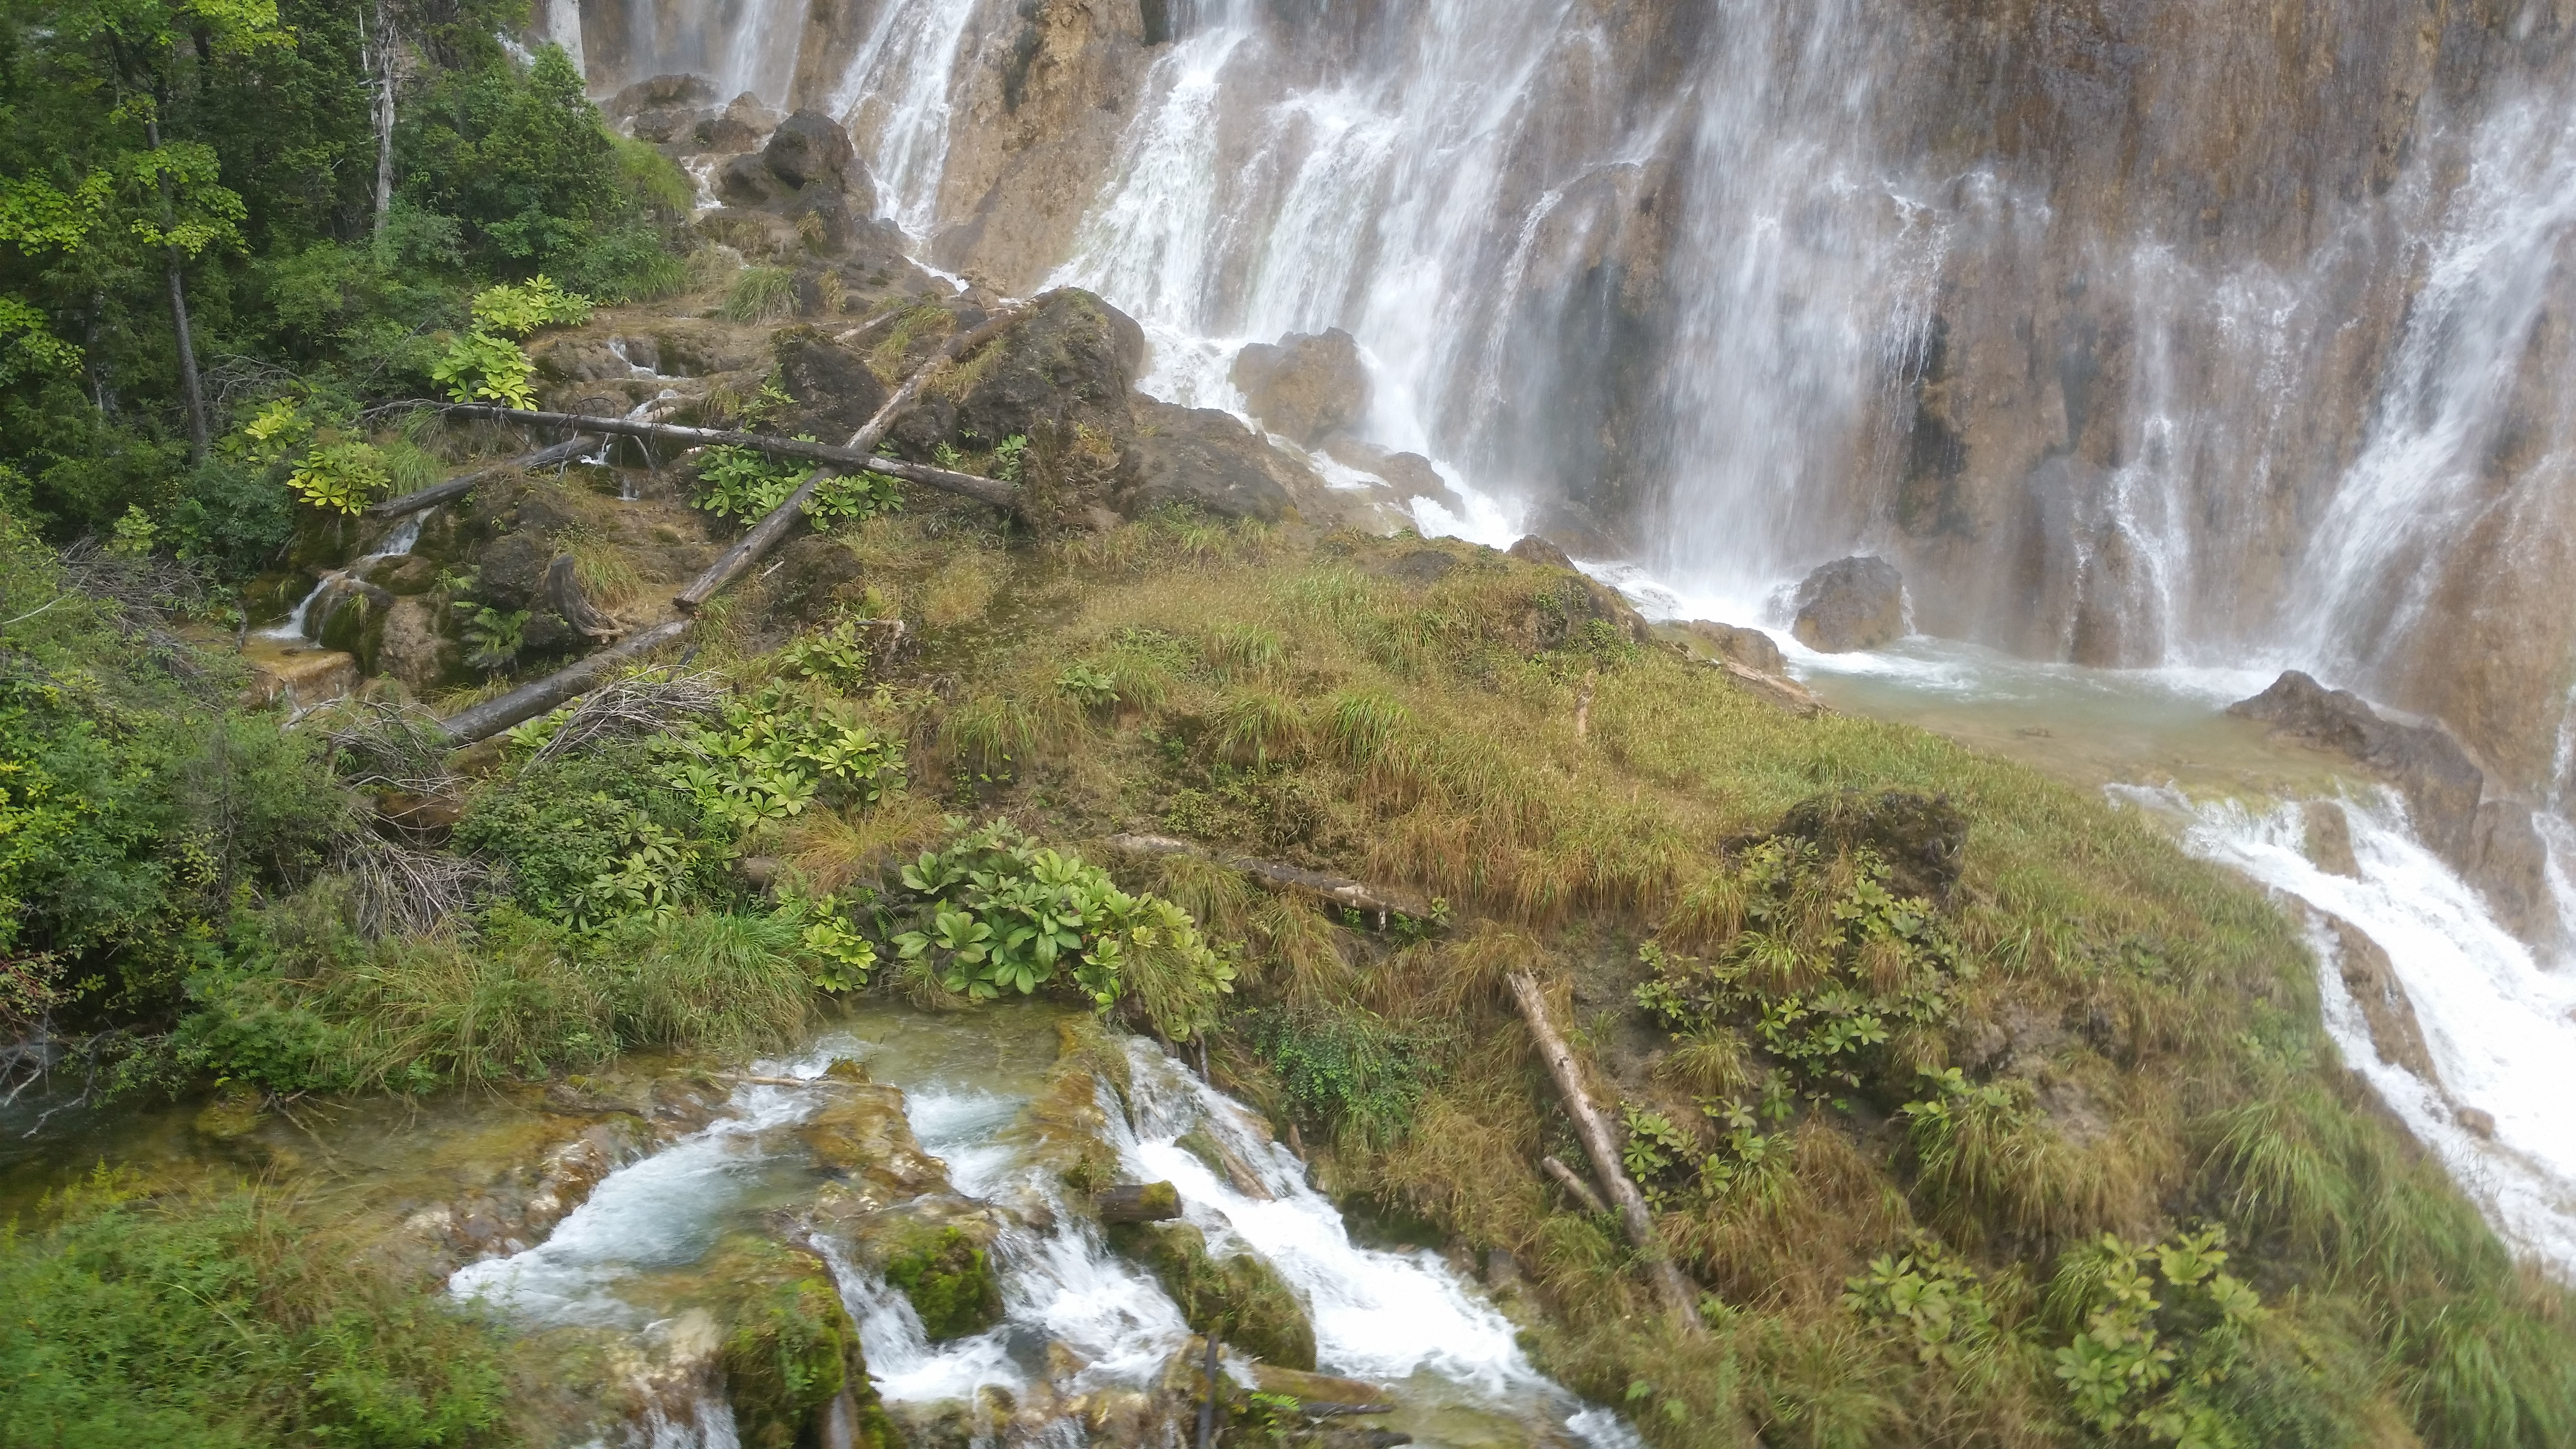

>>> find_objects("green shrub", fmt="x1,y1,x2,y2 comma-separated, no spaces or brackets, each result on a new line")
721,266,799,324
1248,1005,1437,1152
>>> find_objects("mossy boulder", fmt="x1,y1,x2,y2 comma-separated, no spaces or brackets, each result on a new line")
1111,1221,1315,1370
1008,1015,1131,1195
874,1221,1006,1342
799,1080,951,1210
710,1237,896,1449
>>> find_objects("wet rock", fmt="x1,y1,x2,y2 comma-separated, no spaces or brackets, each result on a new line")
1482,1248,1519,1288
245,646,356,709
1776,789,1968,902
870,1219,1007,1341
193,1083,265,1141
1176,1127,1272,1200
774,330,893,440
1677,620,1787,676
2458,1106,2498,1140
2322,914,2433,1079
1008,1015,1132,1194
2229,671,2561,943
760,534,866,628
1121,399,1306,523
2303,800,2360,878
712,1236,895,1449
1506,535,1578,571
800,1082,952,1209
1790,555,1906,653
694,92,780,154
1384,548,1459,586
605,73,715,129
1112,1221,1316,1370
378,597,460,695
716,152,787,208
363,554,438,596
763,110,856,192
1095,1180,1181,1223
474,532,553,612
398,1114,655,1272
1321,437,1462,512
1231,329,1369,446
948,289,1142,453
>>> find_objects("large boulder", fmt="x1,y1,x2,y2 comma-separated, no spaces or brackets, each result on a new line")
1121,399,1309,523
1790,555,1906,652
1230,329,1368,446
761,109,854,191
1678,620,1787,676
1110,1220,1316,1370
1321,436,1462,512
709,1236,895,1449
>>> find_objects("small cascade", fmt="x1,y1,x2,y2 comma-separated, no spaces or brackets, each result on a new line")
445,1011,1642,1446
2109,785,2576,1276
823,0,982,242
259,512,426,644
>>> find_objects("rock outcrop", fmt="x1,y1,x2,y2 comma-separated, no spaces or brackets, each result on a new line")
1790,556,1906,653
1676,620,1787,676
1231,329,1369,446
2228,671,2560,945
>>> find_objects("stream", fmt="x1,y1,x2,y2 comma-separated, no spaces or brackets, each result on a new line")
444,1005,1635,1448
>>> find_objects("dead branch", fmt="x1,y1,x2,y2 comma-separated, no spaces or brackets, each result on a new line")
321,699,459,797
1506,969,1705,1334
1104,833,1434,927
1541,1153,1610,1214
337,834,484,938
435,618,691,745
531,667,728,762
675,303,1030,611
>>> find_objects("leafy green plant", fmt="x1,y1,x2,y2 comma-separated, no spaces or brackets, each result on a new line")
459,606,528,672
883,820,1235,1033
1843,1235,2017,1370
691,445,897,531
1249,1005,1439,1151
1622,1105,1692,1197
654,685,905,834
468,274,594,336
1637,840,1964,1098
431,329,539,409
287,439,392,515
776,621,874,689
992,434,1029,483
2046,1226,2262,1448
774,888,878,992
1056,660,1119,711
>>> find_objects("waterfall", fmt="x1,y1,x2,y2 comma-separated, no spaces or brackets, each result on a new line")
2110,786,2576,1276
822,0,983,241
260,512,424,644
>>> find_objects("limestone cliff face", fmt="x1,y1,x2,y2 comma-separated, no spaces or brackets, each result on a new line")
552,0,2576,801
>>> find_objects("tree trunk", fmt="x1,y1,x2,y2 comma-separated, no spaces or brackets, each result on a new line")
434,404,1016,510
1094,1181,1182,1224
144,115,209,464
1103,833,1433,927
1505,970,1706,1334
369,0,396,237
435,619,689,744
674,305,1027,611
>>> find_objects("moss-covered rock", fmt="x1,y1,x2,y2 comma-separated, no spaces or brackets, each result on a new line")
1111,1221,1315,1370
800,1080,951,1210
871,1219,1005,1342
1009,1015,1131,1196
711,1237,896,1449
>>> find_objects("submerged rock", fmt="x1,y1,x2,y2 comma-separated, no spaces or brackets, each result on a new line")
2321,913,2434,1080
1790,555,1906,653
1232,329,1370,446
1111,1220,1316,1370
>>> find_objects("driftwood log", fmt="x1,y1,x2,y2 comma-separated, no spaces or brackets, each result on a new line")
435,404,1016,512
1095,1181,1183,1224
1507,970,1705,1334
674,304,1029,611
1540,1154,1610,1214
367,435,594,518
434,619,688,745
1104,833,1433,927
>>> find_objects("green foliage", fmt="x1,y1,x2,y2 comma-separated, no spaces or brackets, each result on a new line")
1621,1105,1692,1191
1249,1005,1438,1152
2045,1227,2263,1449
654,685,907,834
458,605,527,673
0,1172,520,1448
1842,1236,2017,1370
397,46,634,275
431,328,539,408
1638,840,1963,1099
453,745,722,931
468,274,593,336
991,434,1029,483
776,620,875,689
285,438,390,514
884,820,1236,1034
221,396,391,515
691,445,897,531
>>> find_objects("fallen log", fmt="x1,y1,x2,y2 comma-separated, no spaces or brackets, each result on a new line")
435,404,1016,511
1540,1153,1610,1215
675,304,1029,612
367,435,594,518
1104,833,1433,927
434,618,689,745
1506,970,1704,1334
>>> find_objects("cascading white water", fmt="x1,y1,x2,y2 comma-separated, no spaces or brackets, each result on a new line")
260,512,425,643
448,1013,1642,1444
822,0,983,241
2107,786,2576,1275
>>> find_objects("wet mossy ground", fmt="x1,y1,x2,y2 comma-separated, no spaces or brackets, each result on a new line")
1112,1220,1317,1371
